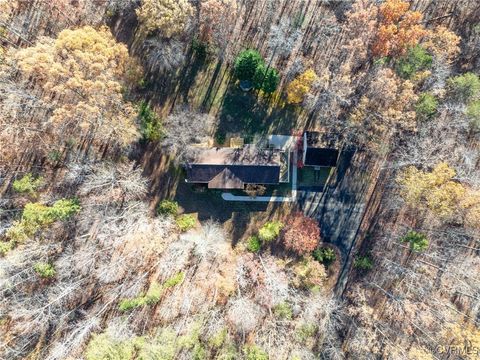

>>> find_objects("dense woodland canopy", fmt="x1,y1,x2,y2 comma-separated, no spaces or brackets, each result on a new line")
0,0,479,359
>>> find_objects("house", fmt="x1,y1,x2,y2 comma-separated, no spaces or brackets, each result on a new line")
185,145,289,190
185,132,339,190
302,131,339,168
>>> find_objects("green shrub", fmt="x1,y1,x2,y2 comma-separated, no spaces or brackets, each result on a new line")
177,325,206,359
6,199,80,248
119,273,184,311
137,329,177,360
258,221,283,242
415,93,438,121
4,221,29,244
118,297,145,311
312,247,336,267
34,262,56,278
139,101,163,142
447,72,480,102
85,333,137,360
156,200,179,216
119,281,162,311
0,241,15,256
354,255,373,270
466,100,480,131
215,131,226,145
192,38,209,60
374,56,390,66
243,345,269,360
253,64,280,94
22,203,55,227
145,281,163,304
234,49,264,82
262,68,280,94
176,214,196,232
12,173,42,195
296,323,317,342
246,235,262,252
47,150,62,163
208,328,228,349
401,230,429,252
163,272,185,288
396,45,432,79
273,302,293,320
48,199,81,220
216,343,238,360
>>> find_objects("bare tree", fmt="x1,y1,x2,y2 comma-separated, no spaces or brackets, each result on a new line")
162,110,216,163
141,38,186,76
227,297,264,335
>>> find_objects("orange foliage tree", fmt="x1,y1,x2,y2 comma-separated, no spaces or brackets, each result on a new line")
371,0,428,57
282,213,320,255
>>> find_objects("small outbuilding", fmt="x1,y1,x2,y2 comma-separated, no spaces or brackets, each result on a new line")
302,131,339,168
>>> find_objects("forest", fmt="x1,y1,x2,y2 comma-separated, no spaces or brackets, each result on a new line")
0,0,479,359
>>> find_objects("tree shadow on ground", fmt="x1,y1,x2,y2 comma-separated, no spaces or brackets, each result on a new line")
138,45,209,115
200,60,229,112
169,47,208,111
215,86,299,142
136,143,183,213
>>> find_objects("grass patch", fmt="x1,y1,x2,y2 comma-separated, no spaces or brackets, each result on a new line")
297,167,331,188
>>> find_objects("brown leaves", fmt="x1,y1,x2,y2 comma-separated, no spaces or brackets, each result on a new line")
423,26,461,61
282,212,320,255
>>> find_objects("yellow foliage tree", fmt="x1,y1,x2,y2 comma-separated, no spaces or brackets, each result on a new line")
3,26,140,153
286,69,318,104
441,323,480,360
461,190,480,229
0,0,15,22
397,162,466,217
136,0,194,37
407,347,434,360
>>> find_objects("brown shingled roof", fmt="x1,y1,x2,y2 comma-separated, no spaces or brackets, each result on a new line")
207,168,245,189
186,164,281,188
